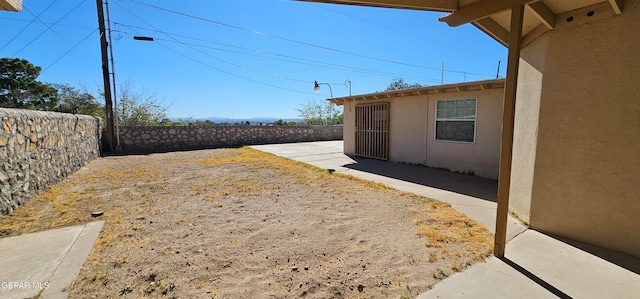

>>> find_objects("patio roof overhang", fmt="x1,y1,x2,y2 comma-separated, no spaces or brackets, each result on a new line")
0,0,22,12
299,0,628,258
298,0,624,47
328,78,505,105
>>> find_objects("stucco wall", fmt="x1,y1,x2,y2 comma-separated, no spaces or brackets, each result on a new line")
527,9,640,256
343,102,356,155
117,125,343,153
0,108,101,216
340,87,503,180
425,90,503,179
389,96,427,164
509,34,548,223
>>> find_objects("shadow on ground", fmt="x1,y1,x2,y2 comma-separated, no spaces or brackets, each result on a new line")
548,234,640,276
342,155,498,202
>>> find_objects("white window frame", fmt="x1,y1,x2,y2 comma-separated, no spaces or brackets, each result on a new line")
434,98,477,143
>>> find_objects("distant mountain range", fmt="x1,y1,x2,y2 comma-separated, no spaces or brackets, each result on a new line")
168,116,303,124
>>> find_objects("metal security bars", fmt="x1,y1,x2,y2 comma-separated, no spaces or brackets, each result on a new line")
355,102,389,160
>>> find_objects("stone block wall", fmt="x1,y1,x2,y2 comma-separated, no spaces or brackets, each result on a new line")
0,108,102,216
117,125,343,152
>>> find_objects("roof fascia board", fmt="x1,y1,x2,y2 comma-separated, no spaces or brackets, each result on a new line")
331,79,505,102
296,0,457,12
440,0,534,27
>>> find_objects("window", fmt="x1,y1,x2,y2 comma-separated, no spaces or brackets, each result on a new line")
435,98,476,142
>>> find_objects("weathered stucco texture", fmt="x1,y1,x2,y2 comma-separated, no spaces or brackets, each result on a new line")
0,108,102,216
117,125,343,153
341,87,503,180
425,90,503,180
522,10,640,257
508,34,548,223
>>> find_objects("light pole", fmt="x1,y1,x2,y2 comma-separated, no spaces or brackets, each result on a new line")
344,80,352,96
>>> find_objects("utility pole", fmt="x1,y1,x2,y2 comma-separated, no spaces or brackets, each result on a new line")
96,0,115,152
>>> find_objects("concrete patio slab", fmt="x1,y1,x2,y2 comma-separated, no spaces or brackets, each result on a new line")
418,230,640,299
0,221,104,299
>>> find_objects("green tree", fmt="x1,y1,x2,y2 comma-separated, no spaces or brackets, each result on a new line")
296,100,343,125
53,83,103,117
0,58,58,110
113,81,169,126
385,78,425,91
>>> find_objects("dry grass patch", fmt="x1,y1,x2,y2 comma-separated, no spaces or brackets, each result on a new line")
0,147,493,298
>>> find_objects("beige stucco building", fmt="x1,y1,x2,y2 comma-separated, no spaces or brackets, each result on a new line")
331,79,505,180
305,0,640,258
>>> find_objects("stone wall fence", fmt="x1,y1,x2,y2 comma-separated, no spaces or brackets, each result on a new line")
0,108,102,216
1,111,341,216
116,125,343,153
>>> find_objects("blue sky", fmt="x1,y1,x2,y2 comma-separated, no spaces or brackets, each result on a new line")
0,0,507,119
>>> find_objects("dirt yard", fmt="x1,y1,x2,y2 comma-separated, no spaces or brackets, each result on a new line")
0,147,492,298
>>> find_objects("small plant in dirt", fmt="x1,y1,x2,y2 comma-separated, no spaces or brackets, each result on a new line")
119,285,132,295
143,272,176,295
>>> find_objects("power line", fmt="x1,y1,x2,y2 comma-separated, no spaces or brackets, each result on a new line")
155,40,322,96
0,16,94,30
312,3,432,43
112,1,324,97
24,4,65,39
112,24,443,83
160,37,443,84
0,1,59,52
128,0,494,77
115,29,309,84
41,29,97,73
11,0,88,57
312,3,498,64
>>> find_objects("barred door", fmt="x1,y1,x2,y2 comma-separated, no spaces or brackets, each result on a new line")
355,102,389,160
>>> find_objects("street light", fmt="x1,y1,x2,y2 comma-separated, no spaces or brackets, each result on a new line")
133,36,154,41
314,80,333,98
314,80,352,98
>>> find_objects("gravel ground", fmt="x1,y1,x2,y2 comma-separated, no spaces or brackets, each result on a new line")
0,147,492,298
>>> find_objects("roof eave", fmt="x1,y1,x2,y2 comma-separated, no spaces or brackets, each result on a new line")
329,78,505,105
296,0,457,12
0,0,23,12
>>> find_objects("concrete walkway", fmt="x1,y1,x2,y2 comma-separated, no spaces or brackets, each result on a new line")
251,141,640,299
0,221,104,299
